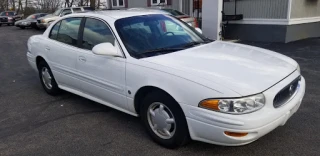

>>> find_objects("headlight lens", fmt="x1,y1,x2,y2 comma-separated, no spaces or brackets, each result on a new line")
199,94,265,114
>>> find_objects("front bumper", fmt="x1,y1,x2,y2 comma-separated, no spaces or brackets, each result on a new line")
183,71,306,146
36,22,48,29
0,21,14,24
27,51,38,72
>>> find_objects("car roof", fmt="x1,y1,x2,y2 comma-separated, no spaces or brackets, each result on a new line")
83,10,169,19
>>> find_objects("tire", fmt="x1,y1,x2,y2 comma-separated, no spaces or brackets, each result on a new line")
38,61,61,95
141,90,190,148
0,24,2,26
20,26,25,29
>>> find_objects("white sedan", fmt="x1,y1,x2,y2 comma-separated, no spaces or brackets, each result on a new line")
27,10,305,148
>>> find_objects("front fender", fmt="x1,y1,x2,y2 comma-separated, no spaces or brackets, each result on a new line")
125,60,240,114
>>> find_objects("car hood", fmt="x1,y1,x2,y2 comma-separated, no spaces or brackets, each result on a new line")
16,19,35,23
142,41,297,96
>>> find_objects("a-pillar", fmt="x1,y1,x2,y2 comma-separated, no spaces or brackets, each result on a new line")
202,0,223,40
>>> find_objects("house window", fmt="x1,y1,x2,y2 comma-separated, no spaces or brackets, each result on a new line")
151,0,167,6
112,0,124,7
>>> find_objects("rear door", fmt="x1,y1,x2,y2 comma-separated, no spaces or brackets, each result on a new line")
45,17,83,91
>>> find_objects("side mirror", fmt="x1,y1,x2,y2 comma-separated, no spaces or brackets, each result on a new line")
92,43,121,57
195,27,202,34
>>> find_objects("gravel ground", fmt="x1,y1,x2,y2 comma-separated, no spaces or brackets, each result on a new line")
0,25,319,156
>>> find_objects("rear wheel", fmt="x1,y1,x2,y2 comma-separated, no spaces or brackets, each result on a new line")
38,61,61,95
141,91,190,148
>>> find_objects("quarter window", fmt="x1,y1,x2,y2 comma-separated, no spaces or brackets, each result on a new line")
56,18,82,46
81,18,115,50
49,21,61,40
112,0,124,7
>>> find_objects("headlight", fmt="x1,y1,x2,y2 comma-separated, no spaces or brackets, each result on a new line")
41,19,45,23
8,17,12,20
297,64,301,73
199,94,265,114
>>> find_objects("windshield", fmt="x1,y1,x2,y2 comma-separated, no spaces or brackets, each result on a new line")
115,14,209,58
0,12,14,16
161,9,185,16
53,9,62,16
27,15,36,19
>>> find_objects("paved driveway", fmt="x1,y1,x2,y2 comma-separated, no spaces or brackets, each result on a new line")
0,26,319,155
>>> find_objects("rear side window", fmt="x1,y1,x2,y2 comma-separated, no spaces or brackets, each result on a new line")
81,18,115,50
55,18,82,46
49,21,61,40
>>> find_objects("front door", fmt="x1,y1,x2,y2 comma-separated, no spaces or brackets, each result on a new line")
76,17,127,110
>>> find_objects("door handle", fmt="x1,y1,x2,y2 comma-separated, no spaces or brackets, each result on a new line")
79,56,86,62
45,46,50,51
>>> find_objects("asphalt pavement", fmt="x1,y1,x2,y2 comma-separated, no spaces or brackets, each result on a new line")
0,25,319,156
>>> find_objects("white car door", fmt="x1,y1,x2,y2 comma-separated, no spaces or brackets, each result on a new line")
76,17,128,110
45,17,83,91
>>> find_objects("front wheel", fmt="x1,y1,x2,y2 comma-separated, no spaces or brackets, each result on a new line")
20,26,25,29
38,61,61,95
141,91,190,148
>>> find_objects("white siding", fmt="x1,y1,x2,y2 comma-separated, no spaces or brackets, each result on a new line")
224,0,289,19
291,0,320,18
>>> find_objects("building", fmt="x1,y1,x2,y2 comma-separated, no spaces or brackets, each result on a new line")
222,0,320,43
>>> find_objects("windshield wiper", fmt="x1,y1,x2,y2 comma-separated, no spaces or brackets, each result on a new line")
136,48,184,58
182,41,209,48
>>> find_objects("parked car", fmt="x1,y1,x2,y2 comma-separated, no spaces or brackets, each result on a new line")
37,6,93,29
15,13,48,29
0,11,23,26
129,7,199,28
27,10,305,148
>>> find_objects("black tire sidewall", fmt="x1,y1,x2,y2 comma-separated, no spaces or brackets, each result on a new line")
141,91,190,148
38,61,60,95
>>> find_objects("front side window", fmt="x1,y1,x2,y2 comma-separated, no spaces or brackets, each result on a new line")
151,0,166,5
49,21,61,40
81,18,115,50
115,14,209,58
112,0,124,7
55,18,82,46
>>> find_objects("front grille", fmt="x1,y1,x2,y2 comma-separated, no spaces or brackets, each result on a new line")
0,17,8,22
273,76,301,108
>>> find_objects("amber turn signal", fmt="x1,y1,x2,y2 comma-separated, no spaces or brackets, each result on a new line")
224,131,248,137
199,100,220,110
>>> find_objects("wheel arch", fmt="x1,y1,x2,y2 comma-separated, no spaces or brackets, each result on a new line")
134,85,182,116
36,56,46,70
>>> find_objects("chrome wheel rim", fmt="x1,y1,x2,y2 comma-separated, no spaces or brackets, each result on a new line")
147,102,176,139
41,67,52,89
